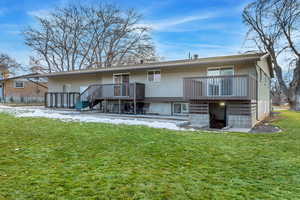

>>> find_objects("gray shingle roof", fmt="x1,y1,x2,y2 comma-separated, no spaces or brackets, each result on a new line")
28,52,273,78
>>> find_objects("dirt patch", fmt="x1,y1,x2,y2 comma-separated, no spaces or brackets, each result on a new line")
250,113,282,134
250,123,281,134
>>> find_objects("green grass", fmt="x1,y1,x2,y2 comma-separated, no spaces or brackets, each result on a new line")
0,111,300,199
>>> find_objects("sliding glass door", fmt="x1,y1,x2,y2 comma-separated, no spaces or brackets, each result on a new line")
113,74,130,96
207,67,234,96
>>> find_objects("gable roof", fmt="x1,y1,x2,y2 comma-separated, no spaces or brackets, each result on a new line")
0,73,48,83
0,73,39,81
28,52,274,78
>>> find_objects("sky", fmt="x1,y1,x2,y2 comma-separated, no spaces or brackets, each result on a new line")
0,0,253,67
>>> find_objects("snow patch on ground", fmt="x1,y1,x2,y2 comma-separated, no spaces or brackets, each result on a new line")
0,105,193,131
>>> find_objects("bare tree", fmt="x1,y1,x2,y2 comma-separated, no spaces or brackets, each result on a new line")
0,53,22,76
28,56,48,73
23,3,156,72
243,0,300,110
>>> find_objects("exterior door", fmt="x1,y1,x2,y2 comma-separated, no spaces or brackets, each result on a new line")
122,75,129,96
207,67,234,96
220,68,234,96
207,69,221,96
114,74,129,96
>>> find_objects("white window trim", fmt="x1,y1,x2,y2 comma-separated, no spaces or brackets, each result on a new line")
14,81,24,88
112,73,130,84
173,103,189,115
207,66,235,76
147,69,161,82
206,66,235,96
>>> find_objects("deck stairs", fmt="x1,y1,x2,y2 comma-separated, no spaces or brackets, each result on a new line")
75,85,101,111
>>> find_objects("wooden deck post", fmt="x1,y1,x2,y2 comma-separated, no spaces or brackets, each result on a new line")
67,93,69,108
55,93,58,108
105,100,107,113
134,82,137,114
61,93,64,108
50,94,53,108
44,92,48,108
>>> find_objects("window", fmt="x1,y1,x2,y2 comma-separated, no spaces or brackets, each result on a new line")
113,74,130,96
14,81,24,88
174,104,181,114
148,70,161,82
207,67,234,76
207,67,234,96
173,103,189,114
0,72,3,79
113,73,130,84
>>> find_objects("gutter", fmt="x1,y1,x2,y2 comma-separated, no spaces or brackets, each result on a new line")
30,57,262,78
255,64,259,121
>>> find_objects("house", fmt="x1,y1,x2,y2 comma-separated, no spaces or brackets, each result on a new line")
33,52,273,129
271,91,288,106
0,67,48,103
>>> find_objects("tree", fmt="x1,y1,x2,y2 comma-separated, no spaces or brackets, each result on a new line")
243,0,300,110
28,56,48,73
0,53,22,76
23,3,156,72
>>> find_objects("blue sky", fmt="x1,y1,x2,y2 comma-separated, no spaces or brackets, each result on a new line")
0,0,253,66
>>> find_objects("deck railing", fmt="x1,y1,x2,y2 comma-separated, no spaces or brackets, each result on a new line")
80,83,145,102
183,75,257,100
45,92,80,108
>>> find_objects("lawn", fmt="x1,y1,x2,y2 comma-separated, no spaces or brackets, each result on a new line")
0,111,300,199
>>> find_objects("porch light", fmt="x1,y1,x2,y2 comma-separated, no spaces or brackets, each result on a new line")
219,102,225,106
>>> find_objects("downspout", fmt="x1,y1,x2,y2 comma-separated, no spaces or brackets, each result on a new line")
255,64,259,121
269,78,272,116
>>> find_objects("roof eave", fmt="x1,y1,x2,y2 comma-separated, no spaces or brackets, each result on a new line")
33,57,260,78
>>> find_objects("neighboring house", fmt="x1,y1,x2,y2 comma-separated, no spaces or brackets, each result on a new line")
34,52,273,129
272,92,288,106
0,70,48,103
0,66,8,101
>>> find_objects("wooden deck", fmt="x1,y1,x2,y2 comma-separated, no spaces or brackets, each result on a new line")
45,83,145,110
183,75,257,100
79,83,145,101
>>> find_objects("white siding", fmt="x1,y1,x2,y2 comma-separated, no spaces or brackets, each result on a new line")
48,74,101,92
148,103,172,115
98,66,206,98
47,63,258,98
256,58,271,120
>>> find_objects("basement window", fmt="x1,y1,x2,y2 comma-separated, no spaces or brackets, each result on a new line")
14,81,24,88
173,103,189,114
